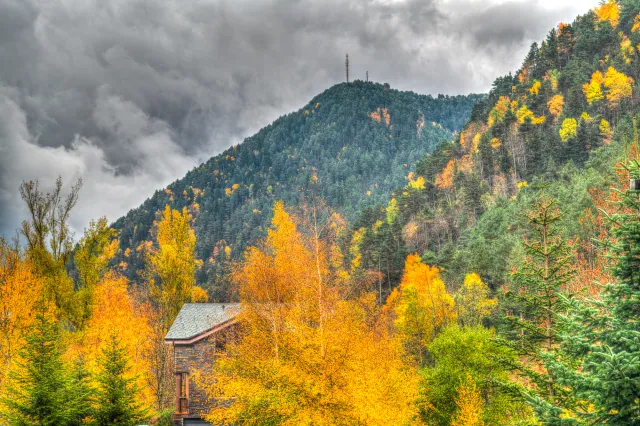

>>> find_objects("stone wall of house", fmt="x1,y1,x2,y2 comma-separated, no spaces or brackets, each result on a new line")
173,323,239,425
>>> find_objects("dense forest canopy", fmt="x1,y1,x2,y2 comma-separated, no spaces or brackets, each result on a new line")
112,82,483,298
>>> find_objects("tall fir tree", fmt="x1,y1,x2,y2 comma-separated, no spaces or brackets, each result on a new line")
539,159,640,424
500,196,576,414
93,334,148,426
1,308,85,426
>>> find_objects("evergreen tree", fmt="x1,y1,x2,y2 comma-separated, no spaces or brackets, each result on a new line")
1,308,81,426
540,159,640,424
93,334,148,426
68,357,94,426
500,196,576,414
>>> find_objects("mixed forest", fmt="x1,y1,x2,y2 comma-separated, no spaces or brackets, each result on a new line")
1,0,640,425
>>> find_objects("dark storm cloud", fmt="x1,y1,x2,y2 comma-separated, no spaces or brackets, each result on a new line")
0,0,595,237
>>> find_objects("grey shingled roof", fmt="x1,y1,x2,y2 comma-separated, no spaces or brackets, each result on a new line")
165,303,241,340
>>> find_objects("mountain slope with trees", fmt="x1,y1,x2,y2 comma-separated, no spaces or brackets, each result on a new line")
112,82,483,297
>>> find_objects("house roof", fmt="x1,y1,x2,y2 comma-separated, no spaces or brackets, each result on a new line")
165,303,241,342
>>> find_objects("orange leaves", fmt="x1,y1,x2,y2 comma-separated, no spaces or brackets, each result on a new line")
370,107,391,126
0,242,43,387
595,0,620,28
547,94,564,118
435,160,456,190
209,203,420,425
191,286,209,302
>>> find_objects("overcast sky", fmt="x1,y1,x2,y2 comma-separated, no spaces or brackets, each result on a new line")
0,0,599,239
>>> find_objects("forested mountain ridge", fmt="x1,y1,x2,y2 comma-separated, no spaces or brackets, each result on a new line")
112,82,483,297
346,0,640,296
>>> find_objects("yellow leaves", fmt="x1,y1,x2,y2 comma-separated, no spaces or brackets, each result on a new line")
148,205,197,320
370,107,391,126
490,138,502,149
455,273,497,326
583,71,605,104
516,106,546,125
603,66,634,108
600,119,612,144
191,286,209,302
546,70,560,92
620,33,635,64
386,198,399,224
471,133,481,153
435,160,456,190
581,112,593,122
407,172,426,190
633,12,640,32
487,96,510,127
71,274,153,406
390,254,456,363
225,183,241,196
595,0,620,28
584,67,633,108
349,228,365,272
450,375,485,426
517,181,529,189
560,118,578,142
529,80,541,96
547,94,564,118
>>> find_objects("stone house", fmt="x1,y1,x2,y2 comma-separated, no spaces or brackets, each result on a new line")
164,303,241,426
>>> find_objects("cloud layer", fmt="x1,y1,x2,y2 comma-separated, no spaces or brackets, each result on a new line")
0,0,598,238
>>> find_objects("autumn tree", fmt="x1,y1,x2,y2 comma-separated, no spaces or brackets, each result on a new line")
146,205,197,323
19,177,82,319
387,254,456,366
450,375,484,426
73,217,119,328
455,273,497,327
0,240,42,394
203,201,420,425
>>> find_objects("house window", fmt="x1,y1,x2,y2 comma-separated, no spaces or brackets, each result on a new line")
176,372,189,414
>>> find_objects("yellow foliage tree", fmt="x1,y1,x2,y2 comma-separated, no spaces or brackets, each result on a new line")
147,205,197,323
487,96,510,127
595,0,620,28
203,202,420,425
559,118,578,142
454,273,497,327
603,66,634,108
547,94,564,118
450,375,485,426
191,286,209,302
633,12,640,32
387,254,456,365
583,71,605,104
529,81,541,96
68,273,153,407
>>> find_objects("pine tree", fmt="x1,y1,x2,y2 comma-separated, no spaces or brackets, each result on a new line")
1,308,79,426
541,159,640,424
93,334,148,426
500,196,576,411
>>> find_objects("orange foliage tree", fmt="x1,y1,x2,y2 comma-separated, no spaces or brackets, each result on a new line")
201,202,420,425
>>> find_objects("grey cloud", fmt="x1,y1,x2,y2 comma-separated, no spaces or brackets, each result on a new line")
0,0,596,238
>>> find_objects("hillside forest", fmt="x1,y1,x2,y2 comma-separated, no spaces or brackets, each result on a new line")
1,0,640,425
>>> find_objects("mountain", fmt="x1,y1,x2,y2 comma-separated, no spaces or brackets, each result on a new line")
112,82,483,297
346,0,640,297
